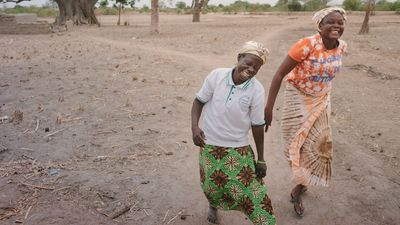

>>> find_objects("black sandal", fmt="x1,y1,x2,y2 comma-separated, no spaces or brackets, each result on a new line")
290,193,305,217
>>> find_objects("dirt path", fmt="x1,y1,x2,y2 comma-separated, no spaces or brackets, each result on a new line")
1,13,399,225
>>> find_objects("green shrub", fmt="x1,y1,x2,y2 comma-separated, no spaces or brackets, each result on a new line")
1,6,58,17
95,7,118,15
288,0,302,11
219,1,271,13
375,0,392,11
303,0,326,11
391,0,400,11
175,1,187,9
140,5,150,13
342,0,363,11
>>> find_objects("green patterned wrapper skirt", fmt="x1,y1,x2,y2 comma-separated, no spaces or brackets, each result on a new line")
199,144,276,225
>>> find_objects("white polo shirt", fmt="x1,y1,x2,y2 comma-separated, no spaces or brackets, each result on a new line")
196,68,265,147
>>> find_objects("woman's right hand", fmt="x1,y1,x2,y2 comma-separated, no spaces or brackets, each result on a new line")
264,108,273,132
255,162,267,178
192,126,206,147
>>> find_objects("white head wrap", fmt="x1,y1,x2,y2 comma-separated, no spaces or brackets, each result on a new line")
312,7,347,29
238,41,269,64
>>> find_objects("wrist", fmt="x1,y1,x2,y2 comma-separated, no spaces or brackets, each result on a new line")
257,160,266,164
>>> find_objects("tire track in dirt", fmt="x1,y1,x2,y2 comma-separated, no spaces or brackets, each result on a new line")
81,17,310,70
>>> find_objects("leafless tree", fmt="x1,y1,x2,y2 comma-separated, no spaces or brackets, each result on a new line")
359,0,375,34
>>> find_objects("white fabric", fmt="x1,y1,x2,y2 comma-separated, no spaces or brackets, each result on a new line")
239,41,270,64
196,68,265,147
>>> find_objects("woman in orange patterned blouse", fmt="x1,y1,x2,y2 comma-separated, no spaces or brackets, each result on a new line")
264,7,347,217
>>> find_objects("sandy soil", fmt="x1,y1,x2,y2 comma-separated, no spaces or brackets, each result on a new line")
0,12,399,225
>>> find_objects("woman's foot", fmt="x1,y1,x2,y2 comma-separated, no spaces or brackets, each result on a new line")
290,185,306,217
207,206,218,224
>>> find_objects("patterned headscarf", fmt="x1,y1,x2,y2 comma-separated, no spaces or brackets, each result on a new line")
238,41,269,64
312,7,347,29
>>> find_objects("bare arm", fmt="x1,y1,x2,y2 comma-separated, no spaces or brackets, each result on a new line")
191,98,206,147
252,125,265,161
264,55,299,132
252,125,267,178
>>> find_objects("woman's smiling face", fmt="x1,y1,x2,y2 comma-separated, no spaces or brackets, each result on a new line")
235,54,264,84
319,11,345,40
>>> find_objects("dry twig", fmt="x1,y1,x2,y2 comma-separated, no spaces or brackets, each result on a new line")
35,120,40,131
20,182,54,190
43,128,66,138
163,209,169,222
24,205,33,220
111,205,131,219
52,186,72,192
19,147,34,151
166,209,184,224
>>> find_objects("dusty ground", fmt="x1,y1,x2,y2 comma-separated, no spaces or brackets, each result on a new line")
0,12,399,225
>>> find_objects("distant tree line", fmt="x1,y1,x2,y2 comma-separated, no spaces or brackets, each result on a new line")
2,0,400,16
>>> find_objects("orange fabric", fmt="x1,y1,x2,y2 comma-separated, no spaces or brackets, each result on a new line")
281,84,331,186
287,33,347,96
281,33,347,186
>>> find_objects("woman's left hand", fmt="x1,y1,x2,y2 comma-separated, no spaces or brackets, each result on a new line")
255,162,267,178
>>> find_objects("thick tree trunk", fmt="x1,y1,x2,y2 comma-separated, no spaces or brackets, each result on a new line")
54,0,100,26
359,0,374,34
191,0,208,22
151,0,159,33
192,0,201,22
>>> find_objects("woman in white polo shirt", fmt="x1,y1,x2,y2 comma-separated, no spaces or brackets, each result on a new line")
191,41,275,225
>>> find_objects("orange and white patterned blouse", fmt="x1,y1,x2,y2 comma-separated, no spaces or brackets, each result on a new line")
286,33,347,96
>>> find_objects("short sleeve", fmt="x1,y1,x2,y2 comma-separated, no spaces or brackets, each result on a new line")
340,40,348,54
288,38,312,62
196,71,216,103
249,86,265,126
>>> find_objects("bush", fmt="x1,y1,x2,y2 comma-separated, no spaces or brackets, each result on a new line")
288,0,302,11
205,4,220,13
175,1,187,9
303,0,326,11
390,0,400,11
95,7,118,15
140,5,150,13
375,0,392,11
219,1,271,13
99,0,108,8
2,6,58,17
342,0,363,11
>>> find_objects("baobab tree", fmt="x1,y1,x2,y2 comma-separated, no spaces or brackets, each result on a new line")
191,0,209,22
54,0,100,26
359,0,375,34
4,0,100,26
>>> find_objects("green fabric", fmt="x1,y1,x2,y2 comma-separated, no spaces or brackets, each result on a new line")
199,144,276,225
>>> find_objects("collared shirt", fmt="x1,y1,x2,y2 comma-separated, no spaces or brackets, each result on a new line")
196,68,265,147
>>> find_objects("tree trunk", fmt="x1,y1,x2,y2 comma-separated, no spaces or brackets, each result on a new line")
117,3,121,26
192,0,201,22
54,0,100,26
191,0,208,22
359,0,374,34
151,0,159,33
